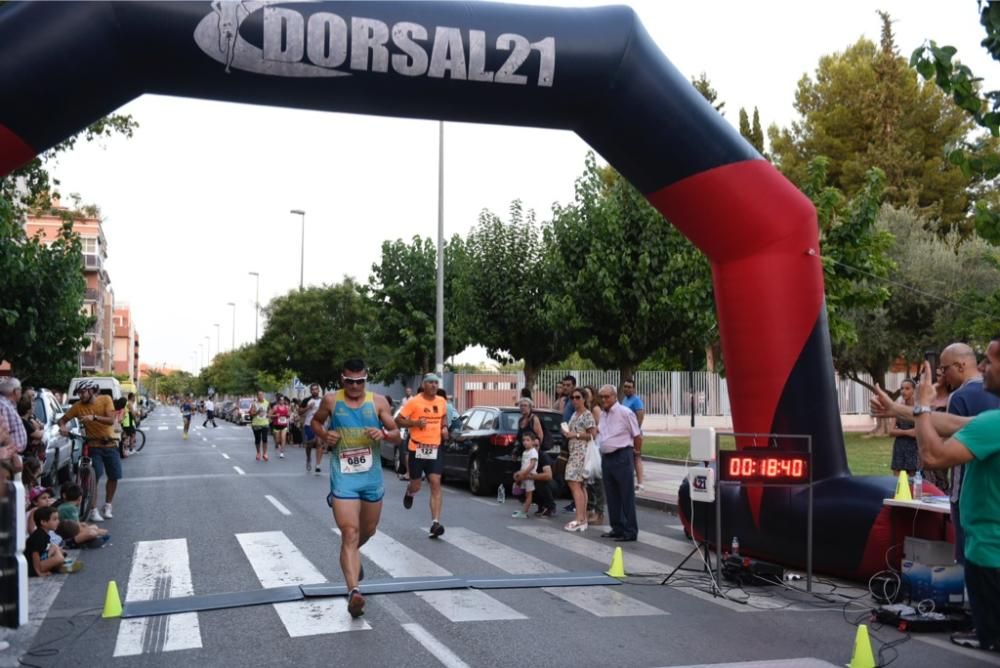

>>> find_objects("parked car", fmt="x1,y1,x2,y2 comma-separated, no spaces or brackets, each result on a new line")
66,376,122,406
220,400,235,422
379,408,410,475
32,388,77,486
233,398,253,425
441,406,566,496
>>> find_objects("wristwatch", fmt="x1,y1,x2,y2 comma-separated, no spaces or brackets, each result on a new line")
912,405,933,416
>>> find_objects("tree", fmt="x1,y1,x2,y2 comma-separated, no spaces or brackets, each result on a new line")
545,154,716,381
690,72,725,115
198,347,260,397
769,14,976,232
739,107,766,154
456,201,561,389
142,367,166,398
911,1,1000,244
256,280,375,389
0,198,93,389
367,236,469,382
158,371,197,399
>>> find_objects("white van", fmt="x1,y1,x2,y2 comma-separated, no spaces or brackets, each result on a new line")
66,376,123,405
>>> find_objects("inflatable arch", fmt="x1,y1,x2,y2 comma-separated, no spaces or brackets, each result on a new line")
0,1,945,577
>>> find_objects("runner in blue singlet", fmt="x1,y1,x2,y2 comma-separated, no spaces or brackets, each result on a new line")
310,358,400,619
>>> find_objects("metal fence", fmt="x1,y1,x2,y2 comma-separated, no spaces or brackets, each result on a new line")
449,369,912,416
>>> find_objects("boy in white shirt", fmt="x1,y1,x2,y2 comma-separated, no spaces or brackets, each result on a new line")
512,432,539,518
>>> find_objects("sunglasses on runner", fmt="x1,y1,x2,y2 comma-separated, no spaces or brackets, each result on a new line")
341,376,367,386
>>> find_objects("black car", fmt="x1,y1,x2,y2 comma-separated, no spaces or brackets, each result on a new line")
442,406,566,496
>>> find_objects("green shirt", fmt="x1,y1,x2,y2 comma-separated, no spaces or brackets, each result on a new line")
251,399,270,427
954,408,1000,567
58,503,79,522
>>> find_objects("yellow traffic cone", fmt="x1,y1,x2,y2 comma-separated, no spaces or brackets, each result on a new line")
848,624,876,668
102,581,122,619
894,471,912,501
605,547,625,578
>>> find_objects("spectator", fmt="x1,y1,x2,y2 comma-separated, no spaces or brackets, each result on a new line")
527,448,558,517
511,431,539,518
26,486,56,534
561,387,596,531
57,483,109,545
0,377,27,462
18,395,43,459
25,506,64,576
596,384,641,542
560,376,577,425
552,382,566,415
437,389,458,433
516,398,544,445
401,386,414,408
583,385,606,524
888,378,918,476
621,379,646,491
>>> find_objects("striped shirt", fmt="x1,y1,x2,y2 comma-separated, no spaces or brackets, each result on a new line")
0,395,26,453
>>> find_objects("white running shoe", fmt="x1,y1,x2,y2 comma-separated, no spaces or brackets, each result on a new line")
102,503,113,519
279,452,284,459
88,508,105,522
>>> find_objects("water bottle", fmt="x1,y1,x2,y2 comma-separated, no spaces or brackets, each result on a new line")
731,536,740,556
913,471,923,500
497,484,506,504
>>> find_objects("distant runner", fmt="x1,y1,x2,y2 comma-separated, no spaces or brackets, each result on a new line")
302,384,324,475
250,390,270,461
396,373,449,538
180,396,194,440
311,359,400,618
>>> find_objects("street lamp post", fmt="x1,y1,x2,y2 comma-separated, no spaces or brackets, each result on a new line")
213,325,220,358
226,302,236,350
204,335,211,365
248,271,260,342
291,209,305,291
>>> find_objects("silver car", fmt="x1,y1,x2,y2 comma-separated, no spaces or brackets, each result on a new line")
33,388,77,486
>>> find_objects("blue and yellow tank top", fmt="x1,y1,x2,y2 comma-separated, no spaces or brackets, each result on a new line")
328,390,382,479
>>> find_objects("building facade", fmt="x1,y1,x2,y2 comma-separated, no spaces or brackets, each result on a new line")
113,305,140,382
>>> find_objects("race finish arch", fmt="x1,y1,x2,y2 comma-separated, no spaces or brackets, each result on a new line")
0,1,944,578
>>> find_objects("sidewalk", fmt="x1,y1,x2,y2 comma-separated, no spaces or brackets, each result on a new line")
635,457,688,513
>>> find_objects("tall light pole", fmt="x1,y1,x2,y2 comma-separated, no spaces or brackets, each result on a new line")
213,324,220,357
248,271,260,342
204,335,211,365
226,302,236,350
291,209,305,291
435,120,445,375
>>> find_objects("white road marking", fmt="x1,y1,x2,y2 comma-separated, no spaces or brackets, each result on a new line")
236,531,370,636
265,495,292,516
175,426,182,430
113,539,201,657
444,527,664,617
657,661,839,668
592,525,695,556
233,466,245,475
332,529,525,622
221,453,230,460
157,426,168,431
402,623,471,668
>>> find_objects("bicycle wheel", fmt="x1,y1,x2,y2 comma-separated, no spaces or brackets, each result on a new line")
134,429,147,452
78,462,97,520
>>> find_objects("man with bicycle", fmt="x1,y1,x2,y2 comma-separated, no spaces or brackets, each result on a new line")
58,380,121,522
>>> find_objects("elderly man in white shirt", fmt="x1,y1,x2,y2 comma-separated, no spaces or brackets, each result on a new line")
596,384,642,541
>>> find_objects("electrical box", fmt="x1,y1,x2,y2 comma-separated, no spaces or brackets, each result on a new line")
690,427,716,461
688,466,715,503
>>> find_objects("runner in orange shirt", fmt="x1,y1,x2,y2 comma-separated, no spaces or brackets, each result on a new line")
396,373,449,538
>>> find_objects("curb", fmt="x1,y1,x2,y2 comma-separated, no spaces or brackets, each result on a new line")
635,493,679,515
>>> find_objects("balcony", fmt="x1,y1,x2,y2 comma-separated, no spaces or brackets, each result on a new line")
84,253,103,271
85,288,100,301
80,351,97,369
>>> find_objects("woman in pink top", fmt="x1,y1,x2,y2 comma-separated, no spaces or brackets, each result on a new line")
270,395,291,459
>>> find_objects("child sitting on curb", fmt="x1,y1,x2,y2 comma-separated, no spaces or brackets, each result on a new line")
57,484,110,546
25,506,64,576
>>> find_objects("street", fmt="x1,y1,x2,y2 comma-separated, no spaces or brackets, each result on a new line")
4,407,995,668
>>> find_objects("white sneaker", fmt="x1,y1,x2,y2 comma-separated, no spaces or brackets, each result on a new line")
88,508,105,522
279,452,284,459
102,503,113,519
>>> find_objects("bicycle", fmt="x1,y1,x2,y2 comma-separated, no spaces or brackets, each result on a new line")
67,431,97,521
132,427,147,453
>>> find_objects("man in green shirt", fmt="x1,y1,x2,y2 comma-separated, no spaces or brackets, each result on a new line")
889,335,1000,653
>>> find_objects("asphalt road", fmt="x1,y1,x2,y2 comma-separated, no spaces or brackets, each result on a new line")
3,407,995,668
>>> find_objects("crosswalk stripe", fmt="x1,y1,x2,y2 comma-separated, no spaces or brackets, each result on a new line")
114,539,202,657
444,527,665,617
591,525,695,557
236,531,371,636
157,426,168,431
334,529,526,622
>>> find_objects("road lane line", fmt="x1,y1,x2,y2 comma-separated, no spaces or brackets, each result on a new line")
402,623,471,668
233,466,245,475
157,426,168,431
445,527,664,617
221,453,230,460
265,495,292,516
113,539,201,657
332,529,525,622
236,531,370,636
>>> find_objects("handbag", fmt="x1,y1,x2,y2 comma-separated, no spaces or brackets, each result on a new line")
583,439,602,481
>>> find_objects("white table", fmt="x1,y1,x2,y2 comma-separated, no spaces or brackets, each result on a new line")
882,497,951,515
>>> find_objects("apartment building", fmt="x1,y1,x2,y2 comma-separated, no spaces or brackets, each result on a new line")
113,305,140,382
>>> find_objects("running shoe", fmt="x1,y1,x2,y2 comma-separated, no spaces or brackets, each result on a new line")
563,502,575,513
347,589,365,618
951,631,980,649
403,491,413,510
511,511,528,518
102,503,113,519
314,467,321,476
279,452,284,459
87,508,104,522
536,507,556,517
429,521,445,538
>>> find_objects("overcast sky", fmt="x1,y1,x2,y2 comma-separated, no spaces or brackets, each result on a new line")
46,0,994,374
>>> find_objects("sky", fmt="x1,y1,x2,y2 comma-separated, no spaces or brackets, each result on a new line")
45,0,996,374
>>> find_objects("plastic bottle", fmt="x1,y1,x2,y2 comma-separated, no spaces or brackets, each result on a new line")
497,484,506,504
913,471,923,500
731,536,740,556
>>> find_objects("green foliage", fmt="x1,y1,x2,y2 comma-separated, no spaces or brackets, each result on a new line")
0,200,93,389
367,235,469,382
197,346,260,397
690,72,725,115
911,1,1000,243
738,107,766,154
256,280,375,389
455,201,560,387
544,154,716,380
158,371,197,399
770,14,977,233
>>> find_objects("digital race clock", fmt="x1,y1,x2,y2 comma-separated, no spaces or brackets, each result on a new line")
718,450,810,484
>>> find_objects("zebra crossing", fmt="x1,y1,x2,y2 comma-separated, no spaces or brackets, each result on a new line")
109,518,800,658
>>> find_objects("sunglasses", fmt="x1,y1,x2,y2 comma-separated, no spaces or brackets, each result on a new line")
571,394,584,400
341,376,367,386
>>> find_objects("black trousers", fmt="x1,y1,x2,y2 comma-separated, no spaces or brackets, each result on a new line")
203,410,216,427
601,447,637,539
966,559,1000,650
532,478,555,512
